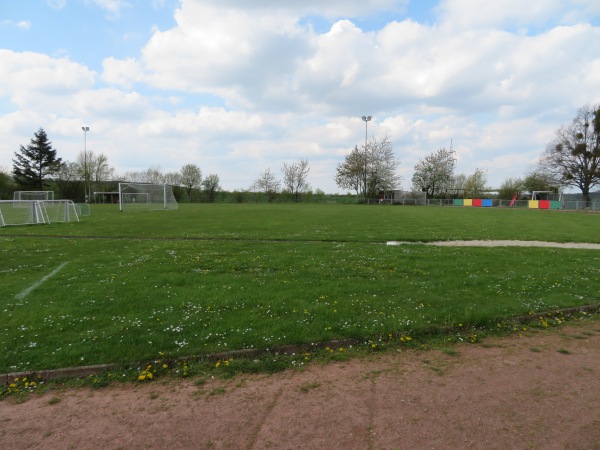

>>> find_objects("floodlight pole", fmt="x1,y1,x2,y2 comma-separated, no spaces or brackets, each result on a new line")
82,126,90,203
361,116,371,201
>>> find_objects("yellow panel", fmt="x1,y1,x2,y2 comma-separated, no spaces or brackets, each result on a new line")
463,199,473,206
528,200,539,209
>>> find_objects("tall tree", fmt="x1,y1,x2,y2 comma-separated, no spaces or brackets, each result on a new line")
498,177,524,200
180,163,202,199
202,174,221,202
252,168,280,202
335,135,401,200
335,145,364,197
76,151,115,198
55,161,83,201
463,168,488,197
12,128,63,189
540,105,600,201
412,147,456,198
0,166,15,200
282,159,310,202
522,169,557,196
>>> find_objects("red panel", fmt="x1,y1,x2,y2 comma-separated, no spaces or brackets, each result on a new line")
473,199,482,207
539,200,550,209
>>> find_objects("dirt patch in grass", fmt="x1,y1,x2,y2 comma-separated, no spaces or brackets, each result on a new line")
2,320,600,450
388,239,600,250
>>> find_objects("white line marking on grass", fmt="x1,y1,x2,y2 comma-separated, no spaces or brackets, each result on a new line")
15,261,69,300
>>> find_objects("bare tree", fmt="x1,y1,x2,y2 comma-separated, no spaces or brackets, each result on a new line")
282,159,310,202
540,105,600,201
252,168,280,202
121,167,164,184
76,151,115,197
180,163,202,199
162,171,182,186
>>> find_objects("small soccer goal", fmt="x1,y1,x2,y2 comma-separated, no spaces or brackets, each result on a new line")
0,200,49,226
118,182,178,212
13,191,54,201
42,200,79,223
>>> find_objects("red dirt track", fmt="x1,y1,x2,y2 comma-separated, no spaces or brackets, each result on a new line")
2,321,600,450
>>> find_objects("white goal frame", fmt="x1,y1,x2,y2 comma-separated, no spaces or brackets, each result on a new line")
13,191,54,201
42,200,80,223
118,182,178,212
0,200,49,226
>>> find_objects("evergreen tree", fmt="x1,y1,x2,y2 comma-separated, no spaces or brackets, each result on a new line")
12,128,63,189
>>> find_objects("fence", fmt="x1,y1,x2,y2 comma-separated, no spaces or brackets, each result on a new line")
424,199,600,210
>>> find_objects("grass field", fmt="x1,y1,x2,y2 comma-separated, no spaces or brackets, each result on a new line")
1,204,599,374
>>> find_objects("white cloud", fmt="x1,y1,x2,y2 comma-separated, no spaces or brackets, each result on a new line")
1,1,599,194
46,0,66,9
0,50,95,108
102,57,144,88
92,0,132,19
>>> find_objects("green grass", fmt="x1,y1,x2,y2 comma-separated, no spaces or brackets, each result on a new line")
1,204,599,373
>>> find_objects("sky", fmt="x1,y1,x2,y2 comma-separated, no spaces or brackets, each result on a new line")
1,0,599,194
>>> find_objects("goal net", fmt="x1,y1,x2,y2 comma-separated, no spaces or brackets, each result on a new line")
42,200,79,223
13,191,54,201
118,183,178,212
0,200,49,226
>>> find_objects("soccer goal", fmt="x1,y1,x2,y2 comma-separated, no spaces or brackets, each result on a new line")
42,200,80,223
118,182,178,212
13,191,54,201
0,200,49,226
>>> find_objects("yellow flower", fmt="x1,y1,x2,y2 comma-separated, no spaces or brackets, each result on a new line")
215,361,221,368
147,373,153,379
162,364,168,369
138,375,146,381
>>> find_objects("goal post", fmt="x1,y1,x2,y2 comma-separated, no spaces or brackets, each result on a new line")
42,200,80,223
0,200,49,226
118,182,178,212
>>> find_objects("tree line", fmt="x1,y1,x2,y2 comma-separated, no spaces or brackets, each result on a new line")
411,105,600,201
3,104,599,203
3,128,315,203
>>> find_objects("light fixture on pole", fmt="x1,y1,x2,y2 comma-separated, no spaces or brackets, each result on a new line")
361,116,371,148
82,126,89,203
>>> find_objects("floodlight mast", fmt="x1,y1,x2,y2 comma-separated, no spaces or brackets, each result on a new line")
82,126,90,203
361,116,371,200
361,116,371,148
